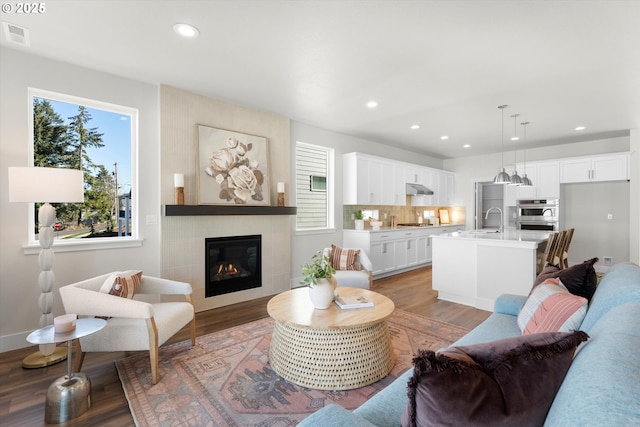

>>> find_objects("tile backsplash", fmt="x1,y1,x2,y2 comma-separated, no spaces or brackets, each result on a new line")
344,202,466,229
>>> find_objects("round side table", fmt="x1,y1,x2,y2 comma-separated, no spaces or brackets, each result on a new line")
26,317,106,424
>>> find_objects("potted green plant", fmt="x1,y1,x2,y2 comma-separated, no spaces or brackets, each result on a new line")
354,209,365,230
300,251,336,309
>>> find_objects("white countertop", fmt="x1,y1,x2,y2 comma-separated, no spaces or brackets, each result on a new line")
433,229,550,244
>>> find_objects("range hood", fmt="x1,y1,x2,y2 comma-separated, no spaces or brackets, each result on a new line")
406,183,434,195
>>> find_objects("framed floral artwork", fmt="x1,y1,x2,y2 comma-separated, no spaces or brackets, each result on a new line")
197,125,271,205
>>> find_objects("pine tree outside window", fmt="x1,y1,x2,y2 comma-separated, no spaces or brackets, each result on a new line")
28,88,138,246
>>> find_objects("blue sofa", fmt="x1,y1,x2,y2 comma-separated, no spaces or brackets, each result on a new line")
298,262,640,426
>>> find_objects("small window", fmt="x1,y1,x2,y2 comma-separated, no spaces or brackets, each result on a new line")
309,175,326,192
296,142,334,230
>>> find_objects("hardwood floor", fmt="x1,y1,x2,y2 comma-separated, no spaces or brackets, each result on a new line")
0,266,489,426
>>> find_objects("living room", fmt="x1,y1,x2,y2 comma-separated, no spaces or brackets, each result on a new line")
1,1,640,425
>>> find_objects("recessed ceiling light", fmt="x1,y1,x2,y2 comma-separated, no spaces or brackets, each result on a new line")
510,136,520,141
174,23,200,38
366,101,378,108
575,126,586,131
463,144,471,148
440,135,449,140
410,125,420,130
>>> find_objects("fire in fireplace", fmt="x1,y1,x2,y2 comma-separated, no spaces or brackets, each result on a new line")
205,235,262,297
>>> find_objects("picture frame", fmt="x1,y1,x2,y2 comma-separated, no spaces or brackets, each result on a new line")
439,209,450,224
197,124,271,205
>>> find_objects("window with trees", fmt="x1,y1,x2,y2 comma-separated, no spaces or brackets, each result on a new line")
29,89,137,244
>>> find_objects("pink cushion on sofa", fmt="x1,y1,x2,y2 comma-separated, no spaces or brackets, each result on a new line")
518,279,587,335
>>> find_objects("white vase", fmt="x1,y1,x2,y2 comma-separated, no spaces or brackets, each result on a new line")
355,219,364,230
308,278,335,309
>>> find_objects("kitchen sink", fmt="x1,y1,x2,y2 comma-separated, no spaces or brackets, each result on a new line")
396,223,431,227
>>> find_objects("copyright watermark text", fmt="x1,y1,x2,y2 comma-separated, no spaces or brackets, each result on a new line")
2,3,47,14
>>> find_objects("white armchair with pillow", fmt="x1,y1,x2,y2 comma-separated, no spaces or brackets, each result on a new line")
59,272,196,384
324,245,373,289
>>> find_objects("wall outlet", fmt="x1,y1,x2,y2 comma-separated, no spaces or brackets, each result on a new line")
607,213,613,220
603,256,613,266
351,213,355,220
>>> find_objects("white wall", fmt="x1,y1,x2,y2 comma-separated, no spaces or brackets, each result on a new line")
0,48,160,351
289,121,443,282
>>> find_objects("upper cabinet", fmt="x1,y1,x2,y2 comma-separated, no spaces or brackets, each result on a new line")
515,161,560,199
515,152,629,200
343,152,455,206
559,153,630,183
343,153,383,204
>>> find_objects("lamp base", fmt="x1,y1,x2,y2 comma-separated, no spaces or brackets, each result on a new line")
22,346,67,369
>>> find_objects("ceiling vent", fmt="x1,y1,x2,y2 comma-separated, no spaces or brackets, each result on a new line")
2,22,30,47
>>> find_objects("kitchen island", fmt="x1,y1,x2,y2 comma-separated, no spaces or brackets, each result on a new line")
431,229,549,311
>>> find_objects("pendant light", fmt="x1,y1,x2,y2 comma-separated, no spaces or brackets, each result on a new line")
509,113,523,186
493,105,511,184
520,121,533,186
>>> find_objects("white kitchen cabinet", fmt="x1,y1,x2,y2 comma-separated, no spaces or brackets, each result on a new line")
392,163,407,205
370,240,397,275
344,153,457,207
343,153,407,206
343,226,463,278
516,161,560,199
559,153,630,183
343,153,385,205
418,233,428,264
412,168,455,207
394,230,421,269
437,171,455,206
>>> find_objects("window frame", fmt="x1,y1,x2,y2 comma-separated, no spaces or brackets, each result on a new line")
295,141,335,233
23,87,142,253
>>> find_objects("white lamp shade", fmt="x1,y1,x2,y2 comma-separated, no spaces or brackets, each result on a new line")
8,167,84,203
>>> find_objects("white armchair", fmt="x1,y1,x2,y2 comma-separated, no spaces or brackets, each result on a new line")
324,247,373,289
59,273,195,384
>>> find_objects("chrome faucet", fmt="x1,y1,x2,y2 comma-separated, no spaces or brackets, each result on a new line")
485,207,503,233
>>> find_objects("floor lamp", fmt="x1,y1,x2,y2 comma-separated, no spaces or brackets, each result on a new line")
8,167,84,368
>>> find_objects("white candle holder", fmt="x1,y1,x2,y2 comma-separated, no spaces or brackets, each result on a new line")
174,173,185,205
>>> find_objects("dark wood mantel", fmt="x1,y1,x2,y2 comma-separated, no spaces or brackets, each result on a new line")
163,205,297,216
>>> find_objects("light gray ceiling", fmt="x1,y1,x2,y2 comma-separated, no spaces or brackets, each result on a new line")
2,0,639,159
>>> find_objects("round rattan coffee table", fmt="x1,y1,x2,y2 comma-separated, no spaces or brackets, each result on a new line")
267,286,395,390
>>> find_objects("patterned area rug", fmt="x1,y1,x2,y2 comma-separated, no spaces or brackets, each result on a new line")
116,309,468,426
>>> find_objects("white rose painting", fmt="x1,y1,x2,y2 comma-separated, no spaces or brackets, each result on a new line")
197,125,270,205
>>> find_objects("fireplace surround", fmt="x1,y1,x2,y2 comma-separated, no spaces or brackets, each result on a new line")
205,235,262,297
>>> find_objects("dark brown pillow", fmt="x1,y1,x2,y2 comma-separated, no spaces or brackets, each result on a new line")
401,331,589,427
533,258,599,301
533,263,562,287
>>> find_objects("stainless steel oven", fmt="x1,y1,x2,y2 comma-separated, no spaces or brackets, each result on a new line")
516,198,559,231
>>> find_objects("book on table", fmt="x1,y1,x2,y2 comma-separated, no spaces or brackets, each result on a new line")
335,295,374,309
